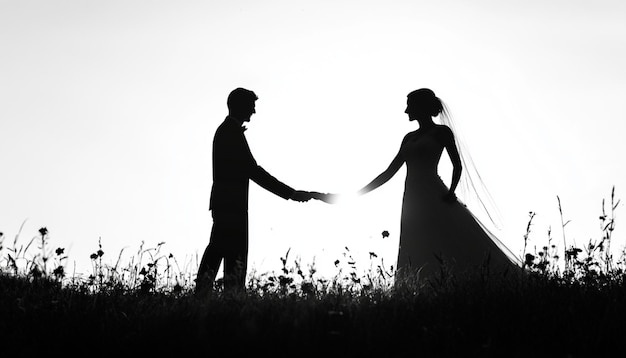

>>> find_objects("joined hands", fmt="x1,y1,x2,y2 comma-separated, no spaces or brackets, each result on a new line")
290,190,340,204
310,191,340,204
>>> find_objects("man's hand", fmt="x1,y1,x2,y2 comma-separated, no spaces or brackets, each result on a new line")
291,190,313,202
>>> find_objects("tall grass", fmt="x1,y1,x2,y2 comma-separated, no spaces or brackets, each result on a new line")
521,186,623,285
0,187,624,356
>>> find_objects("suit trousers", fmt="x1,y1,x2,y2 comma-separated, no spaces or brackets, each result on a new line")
197,210,249,291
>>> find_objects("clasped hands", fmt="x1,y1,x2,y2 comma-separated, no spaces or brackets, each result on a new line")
291,190,340,204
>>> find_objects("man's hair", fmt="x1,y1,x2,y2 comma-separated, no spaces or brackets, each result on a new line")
227,88,258,112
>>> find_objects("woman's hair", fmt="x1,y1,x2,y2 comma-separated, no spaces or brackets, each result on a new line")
407,88,444,117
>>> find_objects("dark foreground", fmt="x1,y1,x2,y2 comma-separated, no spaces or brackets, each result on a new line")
2,272,625,358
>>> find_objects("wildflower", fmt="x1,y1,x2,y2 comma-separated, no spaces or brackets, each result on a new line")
90,253,98,260
53,266,65,278
55,247,64,256
39,227,48,236
566,247,583,259
382,230,390,239
278,275,292,286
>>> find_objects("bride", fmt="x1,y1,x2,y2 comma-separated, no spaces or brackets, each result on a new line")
349,88,520,283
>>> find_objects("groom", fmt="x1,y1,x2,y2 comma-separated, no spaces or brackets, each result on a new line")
196,87,317,293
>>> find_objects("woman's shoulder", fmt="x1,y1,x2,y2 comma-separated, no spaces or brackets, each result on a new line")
427,124,452,136
401,130,418,141
433,124,455,144
434,123,452,132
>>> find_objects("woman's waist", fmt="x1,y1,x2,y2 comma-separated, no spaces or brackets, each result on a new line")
404,173,448,190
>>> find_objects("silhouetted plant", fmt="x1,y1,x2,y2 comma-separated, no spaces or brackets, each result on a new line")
1,187,622,299
0,223,67,282
522,186,622,287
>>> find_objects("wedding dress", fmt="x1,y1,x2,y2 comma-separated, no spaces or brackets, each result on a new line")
396,127,520,281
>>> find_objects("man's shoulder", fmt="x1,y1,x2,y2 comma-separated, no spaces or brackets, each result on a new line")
217,116,232,128
213,117,247,152
215,117,238,136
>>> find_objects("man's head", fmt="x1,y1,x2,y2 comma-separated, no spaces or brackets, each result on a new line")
227,88,258,122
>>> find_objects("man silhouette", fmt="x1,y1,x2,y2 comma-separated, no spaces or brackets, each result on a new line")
196,87,314,293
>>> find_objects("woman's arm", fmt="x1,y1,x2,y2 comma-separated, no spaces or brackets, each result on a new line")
441,126,462,201
357,152,405,196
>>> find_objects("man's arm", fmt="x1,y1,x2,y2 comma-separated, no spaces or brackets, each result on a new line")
241,131,313,202
250,165,296,200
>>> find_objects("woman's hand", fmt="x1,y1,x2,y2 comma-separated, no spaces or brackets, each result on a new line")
442,191,457,204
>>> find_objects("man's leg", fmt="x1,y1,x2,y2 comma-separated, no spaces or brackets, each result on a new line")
196,242,222,293
223,211,249,291
196,212,227,293
223,252,248,291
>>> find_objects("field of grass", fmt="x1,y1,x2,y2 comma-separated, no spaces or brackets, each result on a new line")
1,188,624,357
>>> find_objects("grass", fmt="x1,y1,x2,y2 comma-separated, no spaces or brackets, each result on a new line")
0,187,624,357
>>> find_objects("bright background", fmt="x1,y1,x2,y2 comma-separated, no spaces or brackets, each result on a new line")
1,0,625,280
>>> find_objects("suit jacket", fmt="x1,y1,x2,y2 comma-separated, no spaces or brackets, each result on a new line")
209,116,295,212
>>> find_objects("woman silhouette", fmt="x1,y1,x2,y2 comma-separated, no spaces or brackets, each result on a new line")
356,88,520,283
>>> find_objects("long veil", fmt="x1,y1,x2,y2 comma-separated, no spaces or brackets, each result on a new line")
438,101,521,266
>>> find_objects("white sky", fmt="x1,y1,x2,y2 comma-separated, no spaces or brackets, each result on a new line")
1,0,625,279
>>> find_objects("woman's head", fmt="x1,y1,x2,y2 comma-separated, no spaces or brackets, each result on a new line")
405,88,444,120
